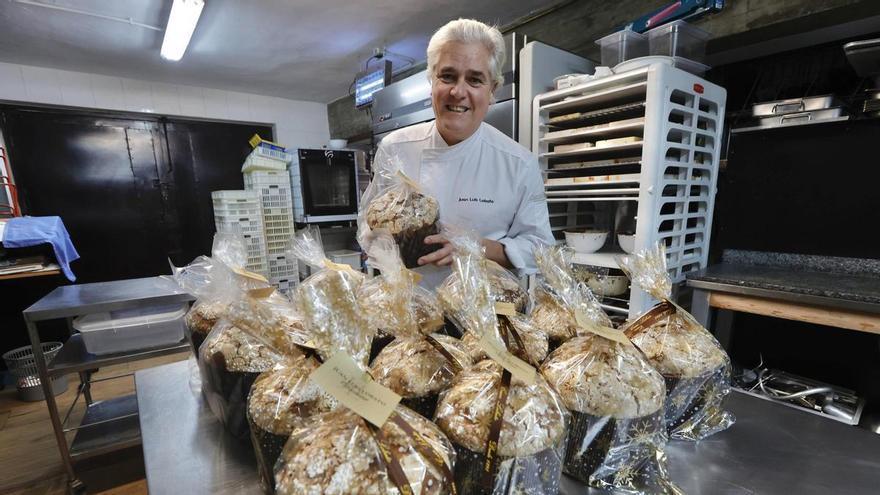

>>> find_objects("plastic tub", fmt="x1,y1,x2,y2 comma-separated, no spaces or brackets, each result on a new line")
326,249,362,271
73,303,188,355
595,29,648,67
646,20,710,63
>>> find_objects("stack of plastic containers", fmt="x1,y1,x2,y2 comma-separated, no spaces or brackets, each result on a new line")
211,190,268,275
242,141,299,295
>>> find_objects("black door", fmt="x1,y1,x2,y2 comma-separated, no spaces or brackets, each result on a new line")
1,107,273,282
3,110,173,282
164,118,273,263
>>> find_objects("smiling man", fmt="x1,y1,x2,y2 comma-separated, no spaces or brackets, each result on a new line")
366,18,553,288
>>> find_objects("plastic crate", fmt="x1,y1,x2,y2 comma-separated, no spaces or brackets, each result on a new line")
269,275,298,295
646,20,709,63
253,143,294,163
244,171,293,210
267,253,298,280
595,29,648,67
212,190,261,215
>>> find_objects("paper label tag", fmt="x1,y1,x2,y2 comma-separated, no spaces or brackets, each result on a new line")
309,352,401,427
322,259,356,273
494,302,516,316
246,287,275,298
478,333,536,385
232,266,269,283
574,311,633,346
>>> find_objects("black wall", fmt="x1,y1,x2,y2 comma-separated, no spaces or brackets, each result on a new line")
703,37,880,408
0,106,272,362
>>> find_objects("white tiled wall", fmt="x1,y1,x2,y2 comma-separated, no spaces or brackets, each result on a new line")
0,61,330,149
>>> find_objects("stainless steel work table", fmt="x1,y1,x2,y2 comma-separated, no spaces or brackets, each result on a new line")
22,276,194,493
137,360,880,494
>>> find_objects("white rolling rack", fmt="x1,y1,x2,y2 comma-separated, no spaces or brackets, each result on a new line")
243,169,299,295
533,63,726,317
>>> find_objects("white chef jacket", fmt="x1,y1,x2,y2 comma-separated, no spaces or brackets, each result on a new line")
368,121,554,288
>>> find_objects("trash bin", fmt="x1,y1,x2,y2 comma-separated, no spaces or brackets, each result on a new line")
2,342,68,402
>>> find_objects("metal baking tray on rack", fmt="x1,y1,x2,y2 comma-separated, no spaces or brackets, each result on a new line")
751,95,840,117
547,102,647,129
732,107,849,133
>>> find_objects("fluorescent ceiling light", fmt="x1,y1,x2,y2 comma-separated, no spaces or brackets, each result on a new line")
161,0,205,61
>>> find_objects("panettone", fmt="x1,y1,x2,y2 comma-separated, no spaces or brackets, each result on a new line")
365,188,439,236
435,360,566,457
186,300,227,336
248,356,337,435
627,314,727,379
459,313,549,366
365,188,440,269
529,291,578,343
370,334,471,399
204,325,278,372
541,335,664,418
275,407,455,495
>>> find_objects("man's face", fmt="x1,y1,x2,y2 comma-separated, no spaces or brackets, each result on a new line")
431,41,496,145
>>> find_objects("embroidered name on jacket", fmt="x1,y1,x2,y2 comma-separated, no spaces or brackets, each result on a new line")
458,197,495,204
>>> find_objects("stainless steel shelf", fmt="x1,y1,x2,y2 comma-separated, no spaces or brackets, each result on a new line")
49,334,189,377
23,276,194,322
69,394,140,461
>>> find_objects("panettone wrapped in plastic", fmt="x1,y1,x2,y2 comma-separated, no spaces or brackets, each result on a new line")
530,245,614,346
198,318,283,442
170,232,273,357
275,406,457,495
438,258,530,333
359,152,441,268
541,335,680,492
248,355,338,492
286,226,372,366
370,333,472,418
225,292,311,358
618,243,734,441
358,232,444,340
459,312,549,366
436,360,569,494
433,228,568,494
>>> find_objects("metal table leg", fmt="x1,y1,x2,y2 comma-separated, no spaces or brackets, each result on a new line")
715,308,735,350
691,287,711,328
78,371,93,405
24,316,83,492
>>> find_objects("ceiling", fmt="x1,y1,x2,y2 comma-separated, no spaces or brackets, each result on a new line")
0,0,552,103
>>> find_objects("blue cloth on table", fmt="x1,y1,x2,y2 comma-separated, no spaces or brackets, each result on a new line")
1,216,80,281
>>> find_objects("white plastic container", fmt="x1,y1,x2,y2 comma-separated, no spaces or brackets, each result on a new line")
595,29,648,67
646,20,710,63
73,303,187,355
327,249,362,271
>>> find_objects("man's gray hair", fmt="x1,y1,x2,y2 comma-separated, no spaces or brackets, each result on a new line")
426,18,506,91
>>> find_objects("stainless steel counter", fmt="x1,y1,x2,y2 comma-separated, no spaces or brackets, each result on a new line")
137,361,880,495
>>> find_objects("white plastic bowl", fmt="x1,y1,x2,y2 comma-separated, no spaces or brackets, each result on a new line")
564,230,608,253
618,233,635,254
586,274,629,296
328,139,348,149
